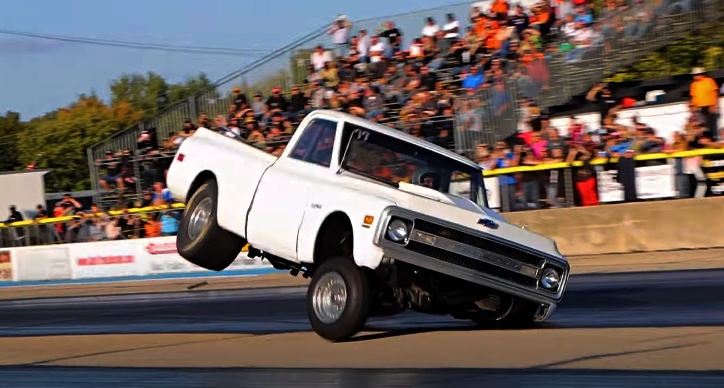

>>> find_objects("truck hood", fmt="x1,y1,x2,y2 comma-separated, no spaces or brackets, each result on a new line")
377,183,565,261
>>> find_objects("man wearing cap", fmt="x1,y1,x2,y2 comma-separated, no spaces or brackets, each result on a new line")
266,87,289,119
232,86,248,111
690,67,720,140
4,205,25,240
329,15,352,57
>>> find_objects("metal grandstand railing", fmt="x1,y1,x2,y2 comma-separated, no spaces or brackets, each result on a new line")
539,0,721,108
87,0,721,205
452,0,721,155
86,2,481,205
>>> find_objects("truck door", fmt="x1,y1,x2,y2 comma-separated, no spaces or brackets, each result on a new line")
245,118,339,262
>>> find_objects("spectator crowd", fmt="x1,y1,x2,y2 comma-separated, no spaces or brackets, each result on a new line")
478,68,723,211
2,183,182,247
84,0,717,215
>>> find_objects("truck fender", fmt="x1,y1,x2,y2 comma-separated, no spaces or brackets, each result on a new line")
299,210,384,271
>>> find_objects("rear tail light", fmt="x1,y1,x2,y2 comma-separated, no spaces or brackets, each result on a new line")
176,153,185,162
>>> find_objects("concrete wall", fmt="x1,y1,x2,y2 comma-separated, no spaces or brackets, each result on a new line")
504,197,724,256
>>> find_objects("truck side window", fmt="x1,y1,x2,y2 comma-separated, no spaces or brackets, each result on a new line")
290,118,337,167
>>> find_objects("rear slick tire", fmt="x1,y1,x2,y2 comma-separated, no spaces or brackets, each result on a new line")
176,179,246,271
307,258,370,342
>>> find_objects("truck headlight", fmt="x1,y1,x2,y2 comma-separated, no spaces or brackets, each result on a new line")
386,219,410,243
540,268,560,290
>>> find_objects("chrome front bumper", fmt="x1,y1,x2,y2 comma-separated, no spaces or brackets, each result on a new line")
374,207,570,311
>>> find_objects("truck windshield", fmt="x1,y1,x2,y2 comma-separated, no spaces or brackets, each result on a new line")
339,123,489,209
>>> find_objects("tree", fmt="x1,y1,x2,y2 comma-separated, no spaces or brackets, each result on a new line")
167,73,216,102
15,96,141,191
290,48,315,85
239,69,295,98
110,72,217,120
607,20,724,82
0,111,24,172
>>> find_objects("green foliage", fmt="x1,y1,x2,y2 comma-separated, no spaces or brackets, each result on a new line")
15,97,139,191
290,49,314,85
606,20,724,82
0,72,219,192
110,72,216,119
0,112,23,171
239,69,295,98
167,73,216,103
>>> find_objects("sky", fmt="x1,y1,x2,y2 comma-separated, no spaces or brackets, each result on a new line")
0,0,472,120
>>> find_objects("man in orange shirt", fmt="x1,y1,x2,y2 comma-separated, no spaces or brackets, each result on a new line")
690,67,720,140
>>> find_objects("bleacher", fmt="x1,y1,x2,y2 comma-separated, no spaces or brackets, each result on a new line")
86,0,720,208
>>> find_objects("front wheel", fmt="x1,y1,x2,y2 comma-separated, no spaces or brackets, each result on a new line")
176,179,246,271
307,258,370,342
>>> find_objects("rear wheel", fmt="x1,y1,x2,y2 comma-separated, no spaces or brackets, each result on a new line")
307,257,370,342
176,179,246,271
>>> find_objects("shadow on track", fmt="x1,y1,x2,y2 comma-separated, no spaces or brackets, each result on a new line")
0,269,723,340
1,365,724,387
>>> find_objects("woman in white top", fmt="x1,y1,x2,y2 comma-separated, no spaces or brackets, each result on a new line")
421,17,440,37
443,13,460,40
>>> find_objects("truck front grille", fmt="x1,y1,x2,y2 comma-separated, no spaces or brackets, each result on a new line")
405,241,538,288
404,219,548,289
414,219,545,267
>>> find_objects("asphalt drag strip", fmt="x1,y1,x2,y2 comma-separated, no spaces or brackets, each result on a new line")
0,269,722,387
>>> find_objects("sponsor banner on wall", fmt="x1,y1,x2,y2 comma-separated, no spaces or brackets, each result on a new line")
68,241,143,279
12,245,72,282
227,255,271,271
1,237,274,284
145,237,207,275
484,177,501,209
595,169,625,203
0,250,13,281
145,236,271,275
597,164,676,203
635,164,677,200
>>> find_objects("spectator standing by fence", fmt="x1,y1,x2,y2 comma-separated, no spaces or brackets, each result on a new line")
690,67,720,141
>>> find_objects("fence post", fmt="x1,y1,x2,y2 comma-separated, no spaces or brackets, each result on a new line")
564,166,575,208
87,148,100,204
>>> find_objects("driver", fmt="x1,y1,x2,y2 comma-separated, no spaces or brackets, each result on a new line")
419,171,440,190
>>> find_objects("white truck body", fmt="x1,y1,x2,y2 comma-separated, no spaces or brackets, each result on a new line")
167,110,569,340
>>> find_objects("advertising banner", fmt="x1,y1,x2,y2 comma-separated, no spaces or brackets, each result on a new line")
597,164,676,203
635,164,677,200
144,237,207,275
4,236,274,284
68,240,142,279
0,250,13,281
484,177,500,209
144,236,271,274
12,245,72,281
596,169,625,203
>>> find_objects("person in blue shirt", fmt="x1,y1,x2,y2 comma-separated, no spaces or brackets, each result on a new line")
574,7,593,25
151,181,180,236
461,66,484,91
489,141,521,212
607,133,633,156
152,182,174,204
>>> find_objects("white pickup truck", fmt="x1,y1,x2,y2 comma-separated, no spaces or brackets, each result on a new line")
166,110,569,341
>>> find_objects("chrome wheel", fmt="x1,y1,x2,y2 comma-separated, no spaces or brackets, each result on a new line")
187,197,212,240
312,272,348,324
